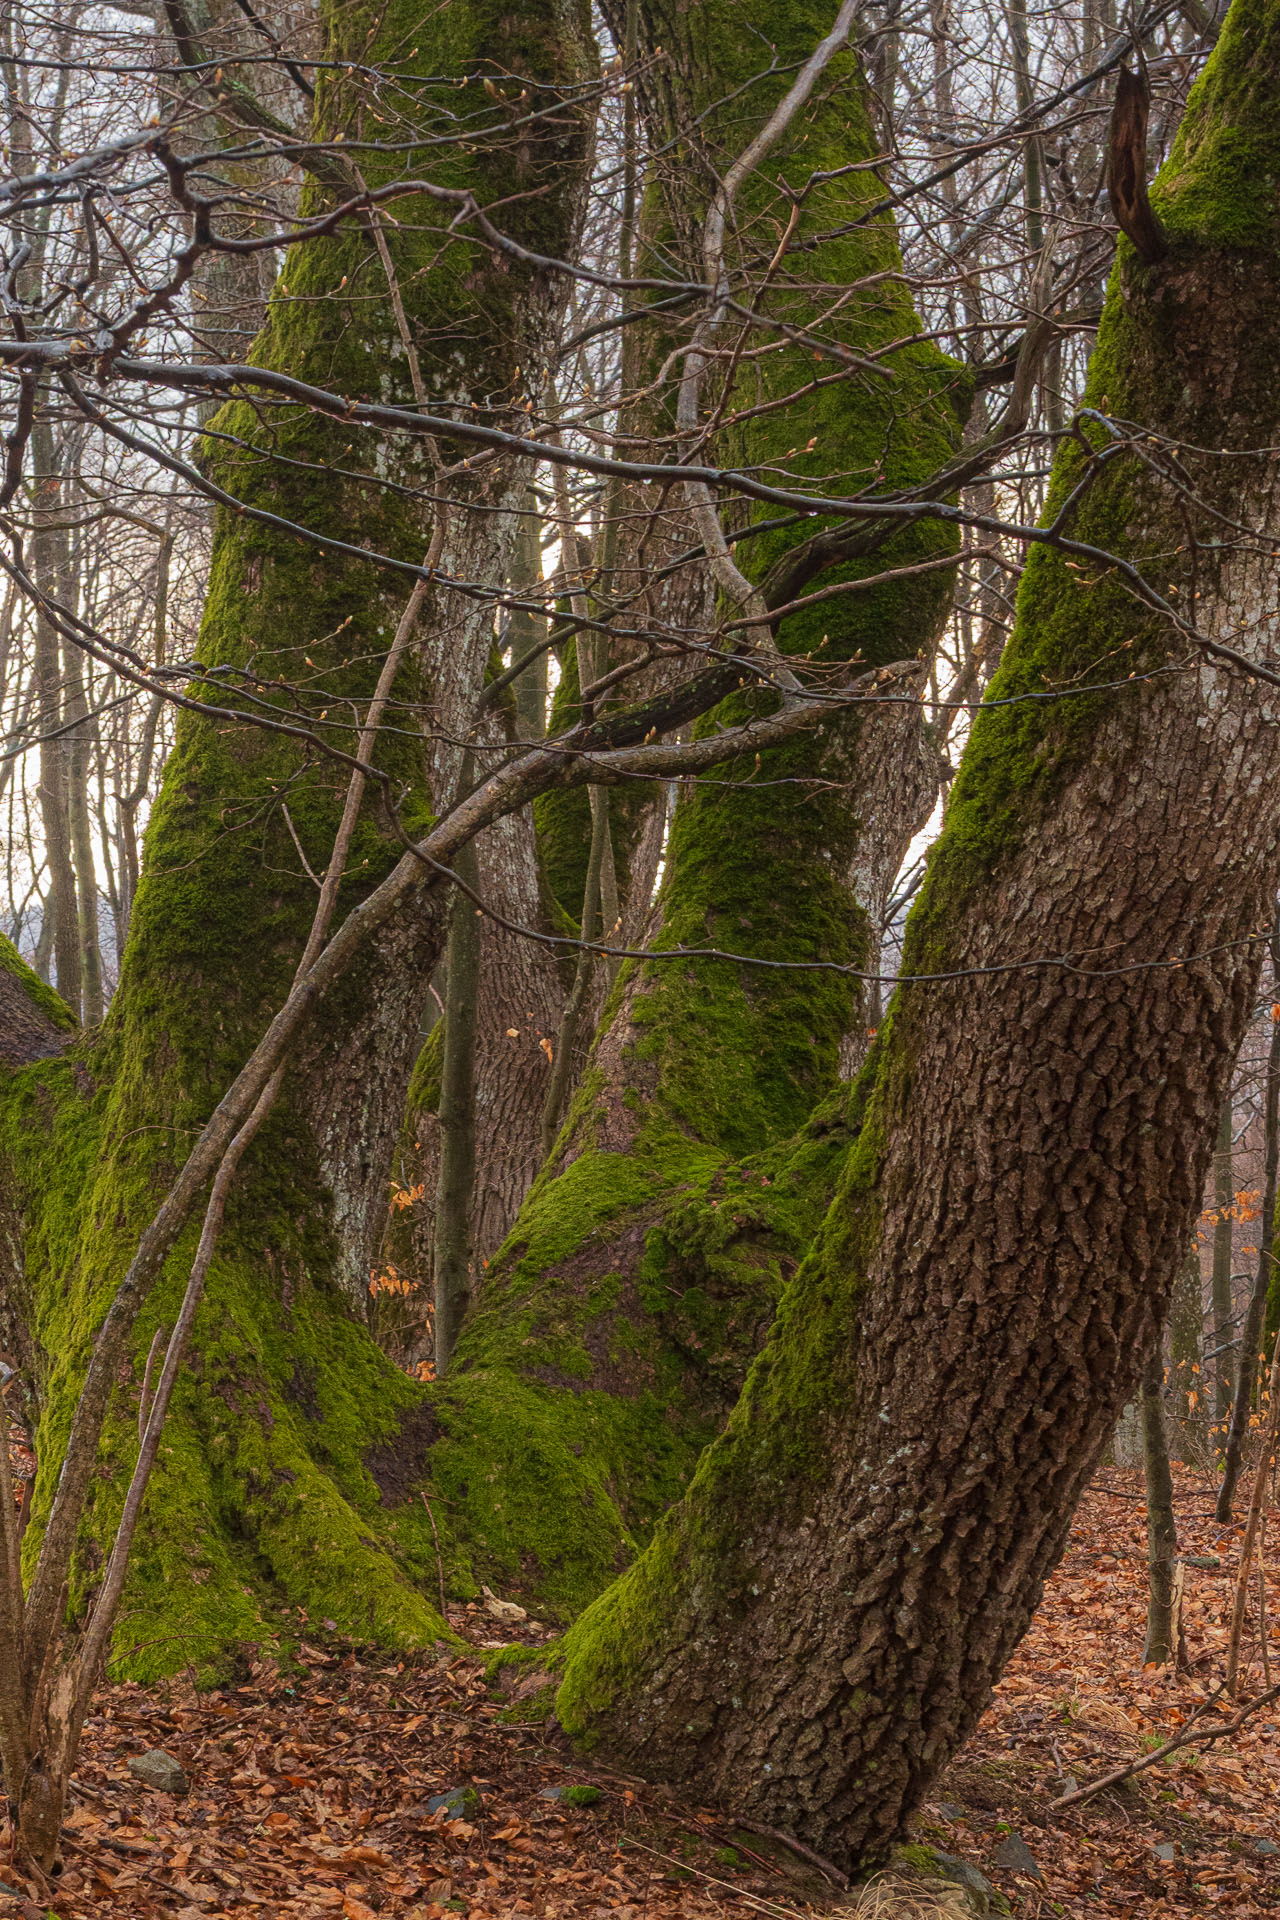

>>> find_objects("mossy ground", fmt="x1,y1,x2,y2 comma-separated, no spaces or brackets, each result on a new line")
417,1087,854,1614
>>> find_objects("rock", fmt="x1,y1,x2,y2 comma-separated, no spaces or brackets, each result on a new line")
481,1585,528,1623
1254,1838,1279,1857
427,1786,482,1821
991,1832,1042,1879
932,1850,1007,1915
127,1748,189,1795
935,1801,968,1822
537,1782,601,1808
1152,1841,1177,1863
1184,1554,1221,1569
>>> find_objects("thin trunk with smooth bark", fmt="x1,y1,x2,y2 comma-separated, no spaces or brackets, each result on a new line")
1142,1346,1179,1665
434,834,483,1376
1218,908,1280,1516
1213,1097,1236,1424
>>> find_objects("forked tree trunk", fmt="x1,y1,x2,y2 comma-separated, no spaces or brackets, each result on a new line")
0,0,595,1683
407,0,966,1617
554,0,1280,1864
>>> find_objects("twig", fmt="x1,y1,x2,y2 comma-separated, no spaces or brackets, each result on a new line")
1049,1681,1280,1809
280,803,322,889
136,1326,165,1446
420,1491,448,1624
1226,1333,1280,1695
1259,1524,1271,1688
730,1816,850,1890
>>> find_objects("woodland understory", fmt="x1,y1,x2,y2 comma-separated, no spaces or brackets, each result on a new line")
1,0,1280,1903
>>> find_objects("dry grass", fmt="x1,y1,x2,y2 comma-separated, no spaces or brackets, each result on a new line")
840,1870,976,1918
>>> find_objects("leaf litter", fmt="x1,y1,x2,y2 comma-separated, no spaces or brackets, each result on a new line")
0,1464,1276,1918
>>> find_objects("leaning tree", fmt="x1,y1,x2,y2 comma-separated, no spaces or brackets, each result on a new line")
548,0,1280,1866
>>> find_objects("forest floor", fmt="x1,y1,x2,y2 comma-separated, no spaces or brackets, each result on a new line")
1,1464,1277,1920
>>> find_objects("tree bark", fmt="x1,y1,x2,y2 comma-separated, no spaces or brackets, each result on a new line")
1212,1097,1236,1423
1217,906,1280,1514
435,834,483,1375
0,0,595,1680
554,1,1280,1865
1142,1346,1180,1665
407,0,965,1619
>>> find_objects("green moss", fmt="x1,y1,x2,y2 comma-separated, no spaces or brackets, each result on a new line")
896,1845,942,1872
534,646,595,926
0,933,76,1032
5,0,596,1683
557,0,1280,1797
418,1071,856,1616
1155,0,1280,248
414,1,967,1621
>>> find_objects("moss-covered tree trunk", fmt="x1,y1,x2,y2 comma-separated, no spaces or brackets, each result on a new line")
0,0,594,1678
553,0,1280,1864
407,0,967,1616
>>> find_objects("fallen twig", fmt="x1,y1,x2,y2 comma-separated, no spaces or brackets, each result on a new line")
1049,1680,1280,1809
730,1816,851,1890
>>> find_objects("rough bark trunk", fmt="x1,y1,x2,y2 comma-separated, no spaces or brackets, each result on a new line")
403,0,965,1619
554,0,1280,1864
0,0,594,1680
435,833,483,1375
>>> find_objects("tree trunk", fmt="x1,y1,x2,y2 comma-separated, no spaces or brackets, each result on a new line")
1171,1243,1204,1423
1217,905,1280,1514
554,0,1280,1865
1142,1346,1180,1665
435,833,483,1375
28,418,81,1015
0,0,595,1681
407,0,965,1618
1212,1096,1236,1422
